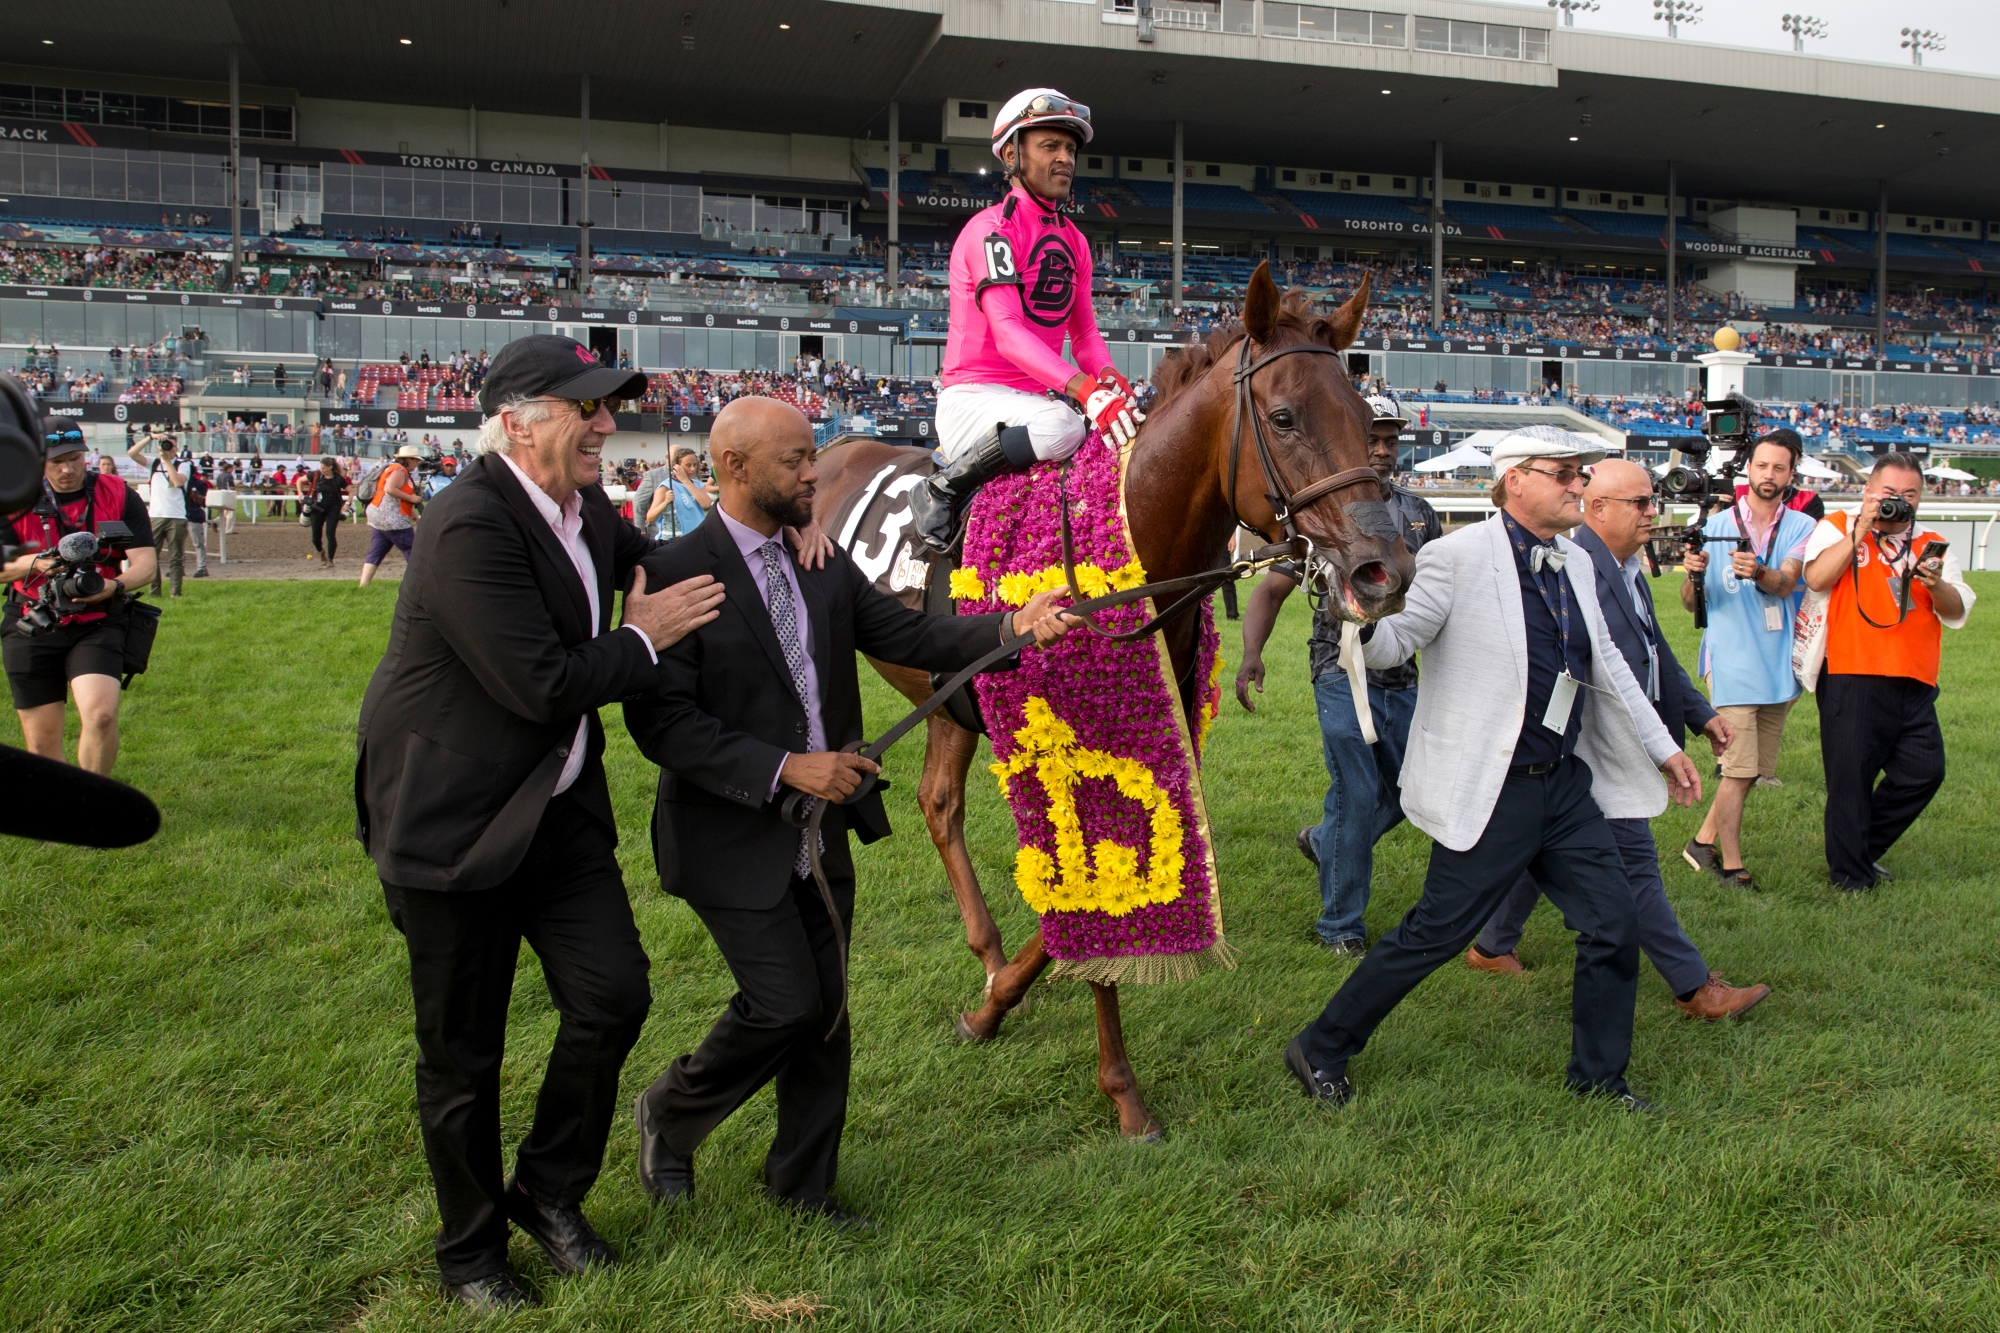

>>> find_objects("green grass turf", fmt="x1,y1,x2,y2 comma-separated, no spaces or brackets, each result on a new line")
2,576,1998,1332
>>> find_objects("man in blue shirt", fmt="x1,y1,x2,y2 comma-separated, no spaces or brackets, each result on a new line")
1235,395,1440,958
1679,430,1816,887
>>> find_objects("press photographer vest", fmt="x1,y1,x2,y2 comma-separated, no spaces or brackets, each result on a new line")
10,473,130,626
1821,510,1945,686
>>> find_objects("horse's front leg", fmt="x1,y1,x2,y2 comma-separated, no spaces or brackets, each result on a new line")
1092,982,1163,1141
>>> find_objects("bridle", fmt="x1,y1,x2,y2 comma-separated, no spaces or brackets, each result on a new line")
1226,334,1387,610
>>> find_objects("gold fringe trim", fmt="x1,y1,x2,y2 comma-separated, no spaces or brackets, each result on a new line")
1043,939,1240,987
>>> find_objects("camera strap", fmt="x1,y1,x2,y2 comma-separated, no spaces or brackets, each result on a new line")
1851,524,1915,630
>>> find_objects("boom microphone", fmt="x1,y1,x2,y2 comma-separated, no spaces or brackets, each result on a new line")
0,744,160,847
56,531,100,563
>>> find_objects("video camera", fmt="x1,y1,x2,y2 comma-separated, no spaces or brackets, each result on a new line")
14,521,136,637
1645,392,1766,629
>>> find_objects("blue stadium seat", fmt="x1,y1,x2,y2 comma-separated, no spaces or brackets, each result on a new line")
1566,210,1664,238
1278,190,1425,223
1442,201,1568,231
1121,181,1272,213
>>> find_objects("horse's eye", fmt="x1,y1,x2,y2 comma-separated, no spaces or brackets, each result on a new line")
1269,409,1294,430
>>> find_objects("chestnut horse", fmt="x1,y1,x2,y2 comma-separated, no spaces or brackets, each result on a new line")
811,263,1412,1137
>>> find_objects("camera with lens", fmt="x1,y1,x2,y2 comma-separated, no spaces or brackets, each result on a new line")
1875,495,1916,526
14,522,136,637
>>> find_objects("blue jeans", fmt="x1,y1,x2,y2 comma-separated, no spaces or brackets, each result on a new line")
1308,672,1417,945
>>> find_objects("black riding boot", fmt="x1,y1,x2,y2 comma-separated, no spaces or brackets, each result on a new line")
910,424,1038,555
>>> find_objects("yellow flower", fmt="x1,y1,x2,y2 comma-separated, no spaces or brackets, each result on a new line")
993,696,1185,916
989,558,1147,607
948,567,986,600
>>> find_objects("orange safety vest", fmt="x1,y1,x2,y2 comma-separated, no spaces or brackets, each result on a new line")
1821,510,1947,685
372,463,414,520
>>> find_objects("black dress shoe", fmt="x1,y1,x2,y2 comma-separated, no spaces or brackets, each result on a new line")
635,1092,694,1206
780,1198,878,1233
1829,874,1875,893
441,1268,537,1310
502,1177,617,1275
1295,826,1319,867
1870,861,1895,883
1282,1037,1354,1108
1574,1085,1664,1115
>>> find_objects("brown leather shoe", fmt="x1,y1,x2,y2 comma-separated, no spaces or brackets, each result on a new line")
1464,945,1524,975
1674,973,1771,1021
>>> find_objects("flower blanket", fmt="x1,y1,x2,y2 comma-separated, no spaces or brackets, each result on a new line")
952,432,1233,984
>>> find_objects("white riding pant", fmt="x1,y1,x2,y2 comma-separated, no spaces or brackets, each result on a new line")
934,383,1086,465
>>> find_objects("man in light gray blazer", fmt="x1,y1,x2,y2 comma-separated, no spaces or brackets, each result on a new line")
1284,427,1703,1113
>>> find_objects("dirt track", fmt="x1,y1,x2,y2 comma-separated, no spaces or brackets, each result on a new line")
176,517,406,581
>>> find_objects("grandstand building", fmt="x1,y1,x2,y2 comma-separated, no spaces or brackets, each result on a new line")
6,0,2000,464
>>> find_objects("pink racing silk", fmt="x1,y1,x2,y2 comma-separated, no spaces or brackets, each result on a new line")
941,183,1115,397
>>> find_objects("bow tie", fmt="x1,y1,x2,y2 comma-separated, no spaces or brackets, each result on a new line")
1529,545,1567,574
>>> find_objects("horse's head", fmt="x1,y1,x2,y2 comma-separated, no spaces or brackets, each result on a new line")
1226,261,1412,622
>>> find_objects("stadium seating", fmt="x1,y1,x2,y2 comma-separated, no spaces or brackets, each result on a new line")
1122,181,1273,213
1278,190,1425,223
1442,201,1570,231
1565,210,1664,238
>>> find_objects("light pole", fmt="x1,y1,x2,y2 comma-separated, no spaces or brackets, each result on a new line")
1900,28,1944,67
1780,13,1826,52
1546,0,1598,27
1652,0,1701,39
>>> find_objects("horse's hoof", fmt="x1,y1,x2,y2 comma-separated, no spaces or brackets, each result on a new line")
1124,1123,1166,1145
954,1012,993,1044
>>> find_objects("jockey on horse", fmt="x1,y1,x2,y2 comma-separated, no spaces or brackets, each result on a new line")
907,88,1145,555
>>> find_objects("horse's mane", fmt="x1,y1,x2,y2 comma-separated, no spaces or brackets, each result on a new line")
1148,290,1352,413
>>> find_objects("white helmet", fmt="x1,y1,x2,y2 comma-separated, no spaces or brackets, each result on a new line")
991,88,1093,165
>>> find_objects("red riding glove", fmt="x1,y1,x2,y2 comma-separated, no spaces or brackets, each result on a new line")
1083,367,1144,448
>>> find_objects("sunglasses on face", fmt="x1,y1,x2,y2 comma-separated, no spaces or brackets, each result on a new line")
1603,494,1658,512
1519,464,1585,487
524,395,622,418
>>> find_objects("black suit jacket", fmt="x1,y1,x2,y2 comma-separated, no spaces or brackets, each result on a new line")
355,452,658,891
623,511,1013,910
1574,524,1717,749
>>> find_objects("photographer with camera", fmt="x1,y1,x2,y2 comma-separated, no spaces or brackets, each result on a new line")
1802,452,1974,891
1678,429,1817,888
126,434,187,597
305,457,349,567
0,424,157,774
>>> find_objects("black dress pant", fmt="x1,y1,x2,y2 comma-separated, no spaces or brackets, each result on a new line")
381,791,652,1284
1295,755,1640,1095
1818,671,1946,885
643,872,852,1207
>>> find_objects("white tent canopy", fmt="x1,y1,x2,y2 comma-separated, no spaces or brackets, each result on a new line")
1413,444,1494,472
1795,454,1842,479
1925,464,1978,482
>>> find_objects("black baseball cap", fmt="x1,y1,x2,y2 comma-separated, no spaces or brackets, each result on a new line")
477,335,647,416
43,422,86,456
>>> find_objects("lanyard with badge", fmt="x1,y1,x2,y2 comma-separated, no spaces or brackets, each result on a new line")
1509,520,1586,735
1731,500,1789,633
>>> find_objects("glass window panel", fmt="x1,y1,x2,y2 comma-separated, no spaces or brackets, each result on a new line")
474,178,504,221
1221,0,1254,33
20,147,57,196
381,167,413,216
87,305,126,347
532,182,561,225
322,163,351,213
442,176,472,220
43,301,85,347
93,147,126,200
264,105,294,140
412,169,442,219
616,187,644,231
1262,1,1298,36
158,153,191,205
1413,16,1448,50
0,146,20,195
134,94,168,130
501,182,531,223
643,185,674,232
1374,12,1405,44
1522,28,1549,61
0,299,40,343
0,85,31,119
200,103,231,136
669,189,698,234
352,167,381,215
1487,24,1521,59
1295,4,1336,40
59,144,93,198
1335,9,1370,43
1449,20,1485,55
125,152,158,203
192,157,227,207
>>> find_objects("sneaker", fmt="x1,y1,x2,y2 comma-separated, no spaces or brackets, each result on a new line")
1682,839,1720,876
192,568,208,578
1317,935,1368,960
1717,867,1757,890
1754,775,1784,789
1295,826,1319,868
1870,862,1895,883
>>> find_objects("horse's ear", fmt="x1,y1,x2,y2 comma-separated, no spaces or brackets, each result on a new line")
1243,261,1280,345
1326,273,1371,351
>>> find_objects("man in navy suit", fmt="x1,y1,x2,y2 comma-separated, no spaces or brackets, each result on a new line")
1465,459,1772,1020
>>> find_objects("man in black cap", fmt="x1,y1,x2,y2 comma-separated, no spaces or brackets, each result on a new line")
356,335,726,1310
